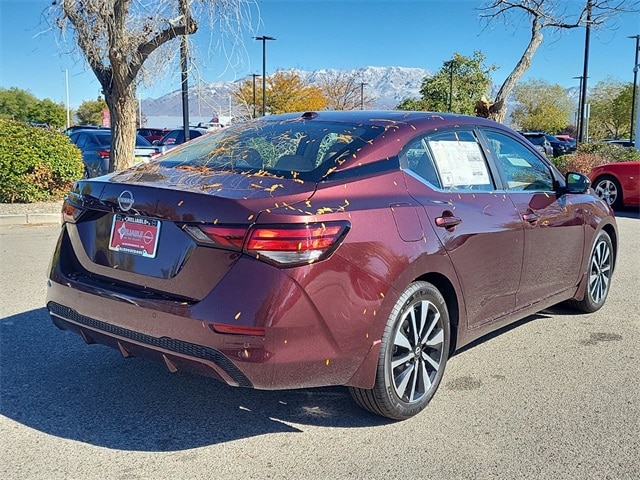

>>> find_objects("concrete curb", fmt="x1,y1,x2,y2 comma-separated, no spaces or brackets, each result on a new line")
0,213,61,226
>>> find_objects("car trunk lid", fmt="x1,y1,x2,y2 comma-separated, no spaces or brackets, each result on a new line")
62,167,315,301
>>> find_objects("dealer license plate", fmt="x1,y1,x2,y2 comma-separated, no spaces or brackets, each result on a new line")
109,214,160,258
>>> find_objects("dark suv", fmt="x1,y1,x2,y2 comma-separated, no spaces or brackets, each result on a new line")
153,127,208,153
520,132,570,157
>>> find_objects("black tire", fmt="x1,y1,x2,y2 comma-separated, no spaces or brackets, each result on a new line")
593,175,622,210
349,281,450,420
567,230,614,313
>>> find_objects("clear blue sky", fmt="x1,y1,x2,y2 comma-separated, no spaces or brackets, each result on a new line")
1,0,639,108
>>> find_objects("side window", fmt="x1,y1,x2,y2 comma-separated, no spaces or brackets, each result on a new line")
400,138,441,188
484,130,554,191
426,130,494,190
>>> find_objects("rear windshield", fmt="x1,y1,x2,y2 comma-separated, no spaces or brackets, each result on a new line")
155,117,384,181
94,134,112,145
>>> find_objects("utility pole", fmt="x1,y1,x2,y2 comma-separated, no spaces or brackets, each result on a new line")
578,1,592,143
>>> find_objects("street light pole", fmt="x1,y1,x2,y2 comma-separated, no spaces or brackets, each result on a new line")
572,76,584,137
254,36,275,116
448,62,454,112
251,73,260,118
629,35,640,143
359,82,368,110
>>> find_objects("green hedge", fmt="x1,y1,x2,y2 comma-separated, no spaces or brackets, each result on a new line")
551,142,640,175
0,119,84,203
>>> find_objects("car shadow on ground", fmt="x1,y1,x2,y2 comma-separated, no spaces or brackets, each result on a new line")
615,206,640,219
1,308,391,452
452,302,582,356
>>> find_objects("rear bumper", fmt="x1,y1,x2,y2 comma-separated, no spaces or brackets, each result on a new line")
48,301,253,387
46,243,386,390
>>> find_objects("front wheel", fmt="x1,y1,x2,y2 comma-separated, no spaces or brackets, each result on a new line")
350,281,450,420
568,231,614,313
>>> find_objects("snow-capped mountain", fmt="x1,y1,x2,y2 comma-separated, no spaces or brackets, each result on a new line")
141,66,431,120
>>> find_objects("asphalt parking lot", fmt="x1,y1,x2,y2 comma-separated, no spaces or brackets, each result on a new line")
1,209,638,479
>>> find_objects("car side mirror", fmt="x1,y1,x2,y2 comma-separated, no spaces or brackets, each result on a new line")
566,172,590,194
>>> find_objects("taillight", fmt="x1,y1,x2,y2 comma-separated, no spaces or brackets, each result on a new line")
184,221,349,267
246,223,349,266
61,198,85,224
97,149,110,158
184,225,246,249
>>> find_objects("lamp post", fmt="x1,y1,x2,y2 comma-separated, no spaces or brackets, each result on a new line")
448,62,454,112
65,69,70,130
573,76,584,137
254,36,275,116
629,35,640,143
359,82,368,110
578,0,592,143
251,73,260,118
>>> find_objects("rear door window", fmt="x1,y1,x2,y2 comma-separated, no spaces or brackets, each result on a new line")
400,138,442,188
423,130,495,190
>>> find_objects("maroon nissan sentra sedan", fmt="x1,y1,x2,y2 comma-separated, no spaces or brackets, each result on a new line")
47,111,617,420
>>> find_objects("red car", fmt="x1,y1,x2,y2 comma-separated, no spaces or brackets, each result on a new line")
47,111,617,420
589,161,640,209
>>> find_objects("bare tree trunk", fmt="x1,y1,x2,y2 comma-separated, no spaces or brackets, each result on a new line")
105,85,137,172
104,0,137,172
491,16,543,122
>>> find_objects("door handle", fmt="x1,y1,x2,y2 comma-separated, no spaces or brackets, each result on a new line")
522,212,540,224
435,215,462,230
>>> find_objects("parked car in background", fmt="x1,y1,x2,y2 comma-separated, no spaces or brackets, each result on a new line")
520,132,571,157
69,129,157,178
137,128,170,143
555,134,575,144
153,127,208,154
65,125,108,136
48,111,617,420
554,135,577,153
589,161,640,209
555,134,577,150
606,139,635,148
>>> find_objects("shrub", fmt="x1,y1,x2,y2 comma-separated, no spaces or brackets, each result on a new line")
0,119,84,203
551,142,640,175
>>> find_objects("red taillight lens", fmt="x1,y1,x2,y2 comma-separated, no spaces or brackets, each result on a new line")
184,225,247,249
61,199,85,224
246,222,349,266
97,150,110,159
198,225,247,249
185,221,349,267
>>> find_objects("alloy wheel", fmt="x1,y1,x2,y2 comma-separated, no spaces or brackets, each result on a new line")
391,298,445,404
594,179,618,206
588,235,612,305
